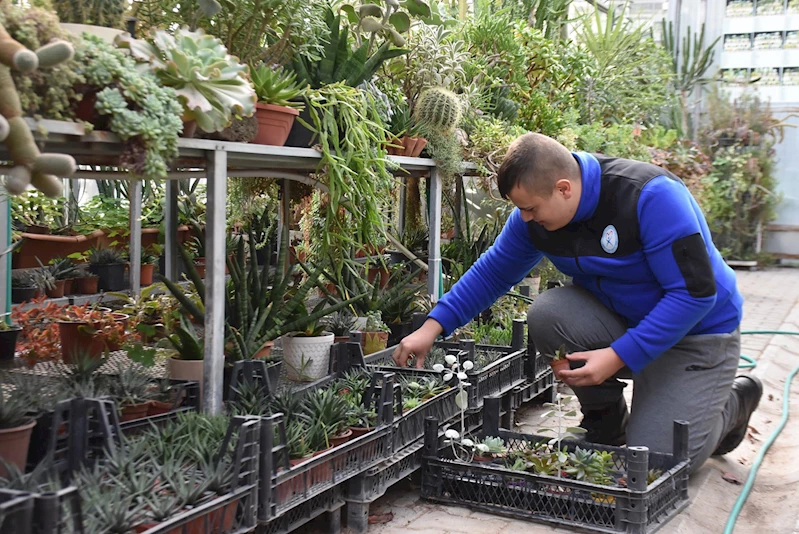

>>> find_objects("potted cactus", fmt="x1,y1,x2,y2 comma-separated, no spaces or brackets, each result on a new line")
54,0,127,42
360,311,391,355
250,64,304,146
117,27,257,136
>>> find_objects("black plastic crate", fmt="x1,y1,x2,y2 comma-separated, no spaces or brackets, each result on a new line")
511,369,556,409
27,379,200,469
139,415,262,534
0,489,34,534
260,486,343,534
363,321,528,411
422,398,691,534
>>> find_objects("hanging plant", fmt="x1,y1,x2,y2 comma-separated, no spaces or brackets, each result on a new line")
300,83,396,260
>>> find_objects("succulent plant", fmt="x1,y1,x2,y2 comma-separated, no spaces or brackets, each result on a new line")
52,0,127,28
118,27,257,133
87,246,126,265
251,64,305,108
414,87,463,133
77,35,183,178
362,311,390,333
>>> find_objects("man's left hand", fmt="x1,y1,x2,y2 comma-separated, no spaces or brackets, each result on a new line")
558,347,625,387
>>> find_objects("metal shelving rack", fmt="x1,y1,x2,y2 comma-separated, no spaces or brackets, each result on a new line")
1,118,463,415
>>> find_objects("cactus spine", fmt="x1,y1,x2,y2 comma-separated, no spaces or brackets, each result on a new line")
53,0,127,28
414,87,463,133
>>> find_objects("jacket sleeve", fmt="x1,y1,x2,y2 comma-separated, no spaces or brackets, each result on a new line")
428,208,543,335
610,176,718,373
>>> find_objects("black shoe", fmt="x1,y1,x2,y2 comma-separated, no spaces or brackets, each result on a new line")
713,375,763,456
580,397,629,446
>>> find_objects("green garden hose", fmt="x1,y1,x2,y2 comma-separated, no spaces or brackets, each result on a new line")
724,330,799,534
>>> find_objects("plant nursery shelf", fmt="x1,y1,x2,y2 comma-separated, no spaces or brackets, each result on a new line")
10,118,450,176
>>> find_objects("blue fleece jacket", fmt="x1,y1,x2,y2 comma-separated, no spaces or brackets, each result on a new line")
428,152,743,373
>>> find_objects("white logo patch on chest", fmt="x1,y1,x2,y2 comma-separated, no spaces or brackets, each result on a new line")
601,225,619,254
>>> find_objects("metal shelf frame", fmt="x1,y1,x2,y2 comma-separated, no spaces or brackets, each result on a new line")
2,118,467,415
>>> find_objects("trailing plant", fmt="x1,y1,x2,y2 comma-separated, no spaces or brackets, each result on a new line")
76,35,183,178
118,27,257,134
300,83,396,258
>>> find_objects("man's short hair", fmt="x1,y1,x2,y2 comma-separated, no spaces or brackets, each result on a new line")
497,133,579,199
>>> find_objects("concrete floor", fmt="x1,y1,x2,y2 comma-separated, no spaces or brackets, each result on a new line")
363,267,799,534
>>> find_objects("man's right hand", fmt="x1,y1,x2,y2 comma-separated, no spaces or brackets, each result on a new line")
392,319,444,369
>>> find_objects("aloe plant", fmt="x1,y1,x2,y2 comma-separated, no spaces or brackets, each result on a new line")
118,27,257,133
251,64,305,108
160,225,365,362
291,7,408,89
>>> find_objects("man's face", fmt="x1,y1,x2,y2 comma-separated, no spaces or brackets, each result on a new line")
507,181,576,231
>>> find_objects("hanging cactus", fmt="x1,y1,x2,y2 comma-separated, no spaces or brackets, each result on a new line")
414,87,463,133
53,0,127,28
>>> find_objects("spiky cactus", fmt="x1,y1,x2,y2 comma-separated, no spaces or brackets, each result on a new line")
53,0,127,28
414,87,463,133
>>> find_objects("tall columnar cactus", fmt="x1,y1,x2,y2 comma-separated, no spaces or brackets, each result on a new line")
53,0,127,28
414,87,463,133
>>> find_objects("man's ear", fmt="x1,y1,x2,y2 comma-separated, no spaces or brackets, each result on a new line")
555,178,573,199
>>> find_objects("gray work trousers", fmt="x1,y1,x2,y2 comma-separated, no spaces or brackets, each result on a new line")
527,285,742,473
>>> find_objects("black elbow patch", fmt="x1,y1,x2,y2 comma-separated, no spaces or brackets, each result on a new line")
672,233,716,298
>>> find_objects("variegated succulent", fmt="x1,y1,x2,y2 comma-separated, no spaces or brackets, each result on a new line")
117,27,257,133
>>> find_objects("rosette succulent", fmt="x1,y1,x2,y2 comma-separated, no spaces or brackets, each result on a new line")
118,27,257,133
76,35,183,178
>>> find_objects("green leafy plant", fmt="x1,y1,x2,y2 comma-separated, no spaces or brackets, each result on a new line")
474,436,507,458
167,314,204,361
301,388,350,447
0,389,32,429
251,64,305,108
118,27,257,133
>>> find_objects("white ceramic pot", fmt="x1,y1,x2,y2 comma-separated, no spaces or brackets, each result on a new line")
168,357,204,399
281,332,335,382
60,23,124,44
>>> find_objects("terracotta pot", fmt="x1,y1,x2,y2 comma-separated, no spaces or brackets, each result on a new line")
362,331,389,356
140,263,155,286
13,230,106,269
194,263,206,279
58,321,106,363
550,358,571,379
147,400,175,417
254,341,274,359
45,279,66,299
0,419,35,478
254,103,300,146
63,278,77,295
120,402,151,422
329,428,353,448
400,136,418,156
210,500,238,532
182,119,198,138
473,455,494,463
334,336,350,344
367,266,391,289
349,426,372,439
140,227,160,250
411,137,427,157
77,276,99,294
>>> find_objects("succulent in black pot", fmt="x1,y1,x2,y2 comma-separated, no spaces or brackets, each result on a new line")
88,247,127,291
